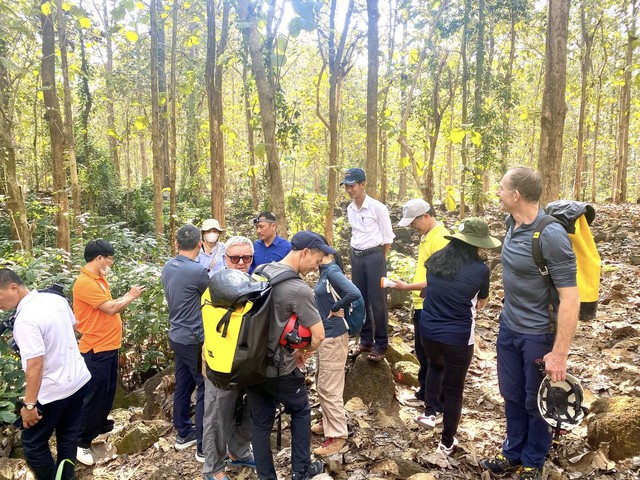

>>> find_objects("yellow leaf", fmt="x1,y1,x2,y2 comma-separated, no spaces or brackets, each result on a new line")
450,128,466,144
62,3,71,11
445,186,456,212
135,1,144,9
79,17,91,28
125,30,139,42
409,48,420,65
470,131,482,147
519,109,528,120
41,2,52,15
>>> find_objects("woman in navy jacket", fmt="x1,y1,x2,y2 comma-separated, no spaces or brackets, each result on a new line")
312,250,362,456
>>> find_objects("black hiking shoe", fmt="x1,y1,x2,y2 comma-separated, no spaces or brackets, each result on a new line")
479,453,521,476
291,460,324,480
517,466,543,480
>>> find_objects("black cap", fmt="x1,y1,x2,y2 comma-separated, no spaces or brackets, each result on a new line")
340,168,366,185
290,231,337,254
252,211,277,225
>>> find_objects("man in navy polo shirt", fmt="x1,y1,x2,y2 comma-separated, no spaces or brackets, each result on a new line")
480,167,579,480
249,211,291,273
342,168,395,362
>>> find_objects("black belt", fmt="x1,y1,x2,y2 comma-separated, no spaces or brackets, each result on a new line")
352,245,383,256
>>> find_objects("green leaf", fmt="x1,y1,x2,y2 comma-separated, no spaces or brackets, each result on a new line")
289,17,302,38
290,0,316,23
236,22,252,30
255,142,266,158
124,30,139,42
0,57,28,76
0,410,17,424
78,17,91,28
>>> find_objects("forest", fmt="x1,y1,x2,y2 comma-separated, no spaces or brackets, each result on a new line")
0,0,640,476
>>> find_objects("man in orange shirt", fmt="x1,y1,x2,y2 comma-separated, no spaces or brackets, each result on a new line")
72,240,144,466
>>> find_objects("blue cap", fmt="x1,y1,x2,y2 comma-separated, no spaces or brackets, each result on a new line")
340,168,366,185
290,231,337,254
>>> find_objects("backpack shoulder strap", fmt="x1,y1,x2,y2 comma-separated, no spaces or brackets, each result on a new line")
269,269,302,287
532,215,561,275
532,215,562,334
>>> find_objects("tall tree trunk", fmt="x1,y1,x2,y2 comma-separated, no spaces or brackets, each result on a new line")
40,0,70,252
612,0,636,203
57,0,81,235
591,24,606,203
366,0,379,198
539,0,570,205
169,0,179,251
78,8,92,166
157,0,170,189
242,63,259,211
459,0,470,220
206,0,230,225
0,38,32,251
150,0,164,239
102,0,120,182
573,0,596,201
471,0,485,214
500,4,517,172
236,0,286,234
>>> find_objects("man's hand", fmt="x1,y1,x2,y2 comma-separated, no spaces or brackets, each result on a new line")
389,279,408,290
543,350,568,382
20,407,42,429
328,309,345,318
128,285,145,299
293,349,313,368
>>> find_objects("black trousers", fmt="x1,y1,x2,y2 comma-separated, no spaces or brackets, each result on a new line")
78,349,118,448
421,338,473,447
351,248,388,353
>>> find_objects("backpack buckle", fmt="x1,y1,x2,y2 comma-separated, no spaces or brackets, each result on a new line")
538,265,550,276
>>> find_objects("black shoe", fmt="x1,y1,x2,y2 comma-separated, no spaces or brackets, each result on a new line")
291,460,324,480
479,453,521,475
517,467,543,480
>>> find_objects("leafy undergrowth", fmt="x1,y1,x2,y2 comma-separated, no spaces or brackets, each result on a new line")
11,204,640,479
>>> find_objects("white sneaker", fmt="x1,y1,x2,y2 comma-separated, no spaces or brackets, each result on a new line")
76,446,94,466
415,414,437,430
437,437,459,457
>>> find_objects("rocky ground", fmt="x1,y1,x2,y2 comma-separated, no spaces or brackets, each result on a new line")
2,203,640,480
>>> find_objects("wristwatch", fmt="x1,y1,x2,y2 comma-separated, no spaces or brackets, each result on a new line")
23,402,37,411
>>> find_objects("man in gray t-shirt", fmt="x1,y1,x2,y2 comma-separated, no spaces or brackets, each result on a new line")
247,231,331,480
480,168,579,480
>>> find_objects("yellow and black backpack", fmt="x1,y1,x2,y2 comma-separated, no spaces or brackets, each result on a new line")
201,267,300,390
532,200,601,328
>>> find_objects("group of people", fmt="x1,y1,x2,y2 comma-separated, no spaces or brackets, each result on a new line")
0,166,579,480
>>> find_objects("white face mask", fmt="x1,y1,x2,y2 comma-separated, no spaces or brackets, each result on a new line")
204,232,219,244
100,257,112,277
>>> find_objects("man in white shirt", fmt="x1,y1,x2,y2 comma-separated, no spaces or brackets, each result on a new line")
0,269,91,480
341,168,395,362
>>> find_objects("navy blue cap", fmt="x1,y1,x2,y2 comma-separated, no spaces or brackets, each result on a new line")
290,231,337,254
340,168,366,185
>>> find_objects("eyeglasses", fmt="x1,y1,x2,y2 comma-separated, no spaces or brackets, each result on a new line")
226,254,253,264
409,215,423,227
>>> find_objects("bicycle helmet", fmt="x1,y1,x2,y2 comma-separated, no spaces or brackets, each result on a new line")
537,372,585,430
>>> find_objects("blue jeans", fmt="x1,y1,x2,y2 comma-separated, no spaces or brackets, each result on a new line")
351,249,388,354
247,369,311,480
497,325,554,469
170,339,205,451
22,383,88,480
78,349,118,448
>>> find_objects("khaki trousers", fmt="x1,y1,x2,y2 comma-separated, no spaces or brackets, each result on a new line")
316,333,349,438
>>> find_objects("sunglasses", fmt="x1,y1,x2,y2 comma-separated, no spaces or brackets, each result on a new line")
226,254,253,264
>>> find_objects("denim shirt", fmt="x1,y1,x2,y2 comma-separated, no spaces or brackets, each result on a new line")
314,262,362,338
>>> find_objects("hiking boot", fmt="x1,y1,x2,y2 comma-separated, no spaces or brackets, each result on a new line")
100,419,115,434
479,452,521,475
310,421,324,435
437,437,458,457
195,448,205,463
76,447,94,466
174,430,197,450
313,437,348,456
226,454,256,469
291,460,324,480
415,413,437,430
517,467,543,480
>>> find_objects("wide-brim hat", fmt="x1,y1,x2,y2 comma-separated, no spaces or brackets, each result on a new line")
444,217,501,249
201,218,225,232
